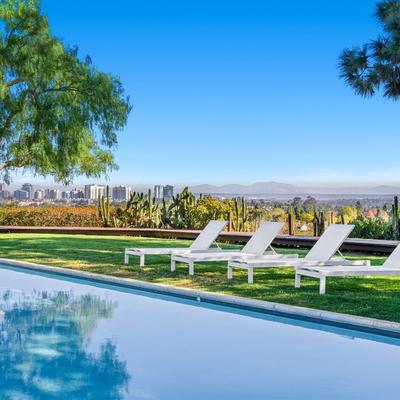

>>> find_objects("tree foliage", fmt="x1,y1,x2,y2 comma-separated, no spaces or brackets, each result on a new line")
350,215,393,239
339,0,400,99
0,0,131,183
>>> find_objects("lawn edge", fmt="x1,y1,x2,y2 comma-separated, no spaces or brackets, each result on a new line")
1,256,400,337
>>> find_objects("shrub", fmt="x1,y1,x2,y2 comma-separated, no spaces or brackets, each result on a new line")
0,206,100,227
350,216,393,240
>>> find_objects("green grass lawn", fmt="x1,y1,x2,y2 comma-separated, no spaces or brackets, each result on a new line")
0,233,399,322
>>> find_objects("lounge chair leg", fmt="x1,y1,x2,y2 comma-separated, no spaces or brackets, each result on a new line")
139,254,145,267
189,260,194,276
171,259,176,272
124,252,129,265
319,276,326,295
227,265,233,280
295,273,301,289
248,267,254,284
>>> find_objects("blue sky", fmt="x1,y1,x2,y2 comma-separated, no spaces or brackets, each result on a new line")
16,0,400,187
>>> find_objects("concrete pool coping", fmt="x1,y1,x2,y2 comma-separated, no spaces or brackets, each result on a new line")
1,257,400,338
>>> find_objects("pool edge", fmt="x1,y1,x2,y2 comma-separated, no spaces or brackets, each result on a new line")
1,257,400,337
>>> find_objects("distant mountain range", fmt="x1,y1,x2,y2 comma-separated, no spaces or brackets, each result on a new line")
9,180,400,197
189,182,296,195
187,182,400,196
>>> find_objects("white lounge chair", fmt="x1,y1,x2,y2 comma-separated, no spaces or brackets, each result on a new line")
295,243,400,295
170,221,298,276
227,224,369,283
124,220,227,266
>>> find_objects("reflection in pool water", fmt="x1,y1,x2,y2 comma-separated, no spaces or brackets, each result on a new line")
0,289,130,399
1,265,400,400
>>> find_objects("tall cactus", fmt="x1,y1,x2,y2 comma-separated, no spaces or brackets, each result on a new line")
392,196,400,240
168,187,197,229
144,189,159,228
313,210,326,236
230,197,248,232
228,209,233,232
160,198,170,228
241,196,248,230
288,209,295,235
330,211,335,225
98,185,112,227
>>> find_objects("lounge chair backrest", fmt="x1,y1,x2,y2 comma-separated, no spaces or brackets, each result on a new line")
383,244,400,268
241,221,284,255
189,220,227,250
304,224,354,262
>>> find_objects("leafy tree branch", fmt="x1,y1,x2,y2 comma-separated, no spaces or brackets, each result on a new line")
0,0,132,183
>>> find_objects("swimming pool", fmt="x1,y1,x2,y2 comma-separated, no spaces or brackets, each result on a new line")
0,264,399,400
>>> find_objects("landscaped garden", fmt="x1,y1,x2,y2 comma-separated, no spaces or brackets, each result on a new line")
2,232,399,322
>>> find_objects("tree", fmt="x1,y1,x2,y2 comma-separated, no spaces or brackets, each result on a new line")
303,196,317,212
290,197,303,218
339,1,400,99
0,0,131,183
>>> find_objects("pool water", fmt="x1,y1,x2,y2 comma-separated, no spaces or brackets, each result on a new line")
0,265,399,400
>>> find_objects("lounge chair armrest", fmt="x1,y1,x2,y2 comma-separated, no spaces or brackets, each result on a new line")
296,259,371,267
278,253,299,259
321,259,371,266
339,259,371,266
261,252,299,258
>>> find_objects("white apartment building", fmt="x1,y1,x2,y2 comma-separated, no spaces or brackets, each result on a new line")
154,185,163,199
84,184,107,201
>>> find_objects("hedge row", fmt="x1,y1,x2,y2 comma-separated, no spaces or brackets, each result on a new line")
0,206,101,227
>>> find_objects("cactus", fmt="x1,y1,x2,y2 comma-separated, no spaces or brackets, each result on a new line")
241,196,248,230
144,189,159,227
125,191,144,226
288,209,295,235
113,206,127,227
98,185,112,227
229,197,249,232
392,196,400,239
168,187,197,229
228,210,233,232
160,198,171,228
233,198,240,231
313,209,326,236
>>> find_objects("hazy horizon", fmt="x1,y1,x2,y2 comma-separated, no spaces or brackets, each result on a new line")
6,177,400,194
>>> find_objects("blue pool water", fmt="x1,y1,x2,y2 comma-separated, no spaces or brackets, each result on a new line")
0,265,400,400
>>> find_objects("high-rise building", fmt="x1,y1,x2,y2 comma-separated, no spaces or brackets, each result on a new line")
34,189,45,200
112,185,132,202
70,188,85,199
44,189,61,200
61,191,70,199
163,185,174,199
21,183,34,200
0,183,10,200
97,185,106,199
84,184,105,201
0,190,11,200
154,185,163,199
84,184,96,200
14,189,29,201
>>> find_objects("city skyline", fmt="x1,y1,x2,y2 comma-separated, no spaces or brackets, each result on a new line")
4,180,400,199
3,182,176,203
